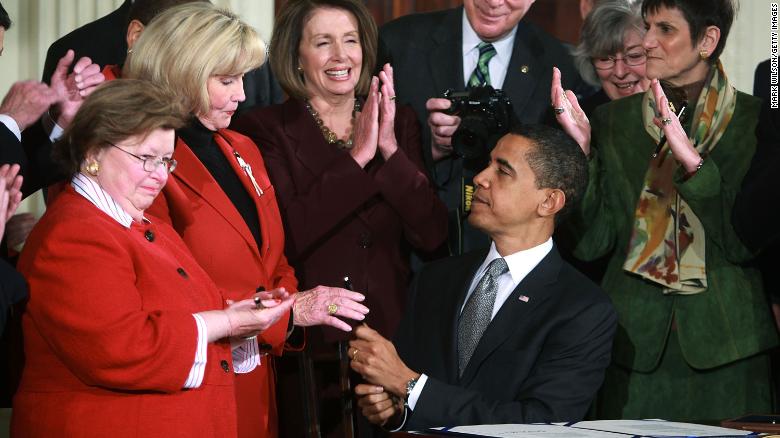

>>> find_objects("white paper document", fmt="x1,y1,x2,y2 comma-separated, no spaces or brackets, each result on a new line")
570,419,755,436
429,423,624,437
426,419,755,437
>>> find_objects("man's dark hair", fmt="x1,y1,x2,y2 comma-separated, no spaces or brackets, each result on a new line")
127,0,209,26
511,124,588,220
641,0,735,63
1,1,12,30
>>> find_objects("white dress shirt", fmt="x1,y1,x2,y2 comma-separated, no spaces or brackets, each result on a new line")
461,11,518,89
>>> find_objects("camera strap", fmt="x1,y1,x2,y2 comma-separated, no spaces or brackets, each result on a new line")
449,161,489,255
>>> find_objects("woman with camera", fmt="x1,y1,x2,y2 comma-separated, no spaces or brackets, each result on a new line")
552,0,777,422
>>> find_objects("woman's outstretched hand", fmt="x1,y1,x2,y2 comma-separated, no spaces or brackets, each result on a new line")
551,67,591,156
650,78,701,172
293,285,369,332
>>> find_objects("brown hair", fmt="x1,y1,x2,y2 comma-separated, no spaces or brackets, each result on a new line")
271,0,377,99
53,79,189,176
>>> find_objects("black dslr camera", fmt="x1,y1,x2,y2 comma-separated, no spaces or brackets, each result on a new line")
443,85,517,163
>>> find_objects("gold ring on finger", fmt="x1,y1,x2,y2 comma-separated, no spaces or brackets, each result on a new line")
661,117,673,126
327,303,338,315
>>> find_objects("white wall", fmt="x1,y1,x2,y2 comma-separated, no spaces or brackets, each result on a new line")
720,0,776,94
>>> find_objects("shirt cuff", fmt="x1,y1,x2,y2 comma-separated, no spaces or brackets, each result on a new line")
232,336,261,374
184,313,209,389
41,111,64,142
387,404,410,432
407,373,427,410
0,115,21,141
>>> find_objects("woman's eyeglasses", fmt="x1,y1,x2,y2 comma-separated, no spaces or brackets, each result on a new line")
593,51,647,70
109,143,177,173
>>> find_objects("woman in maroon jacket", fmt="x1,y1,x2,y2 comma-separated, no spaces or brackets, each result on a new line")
232,0,447,434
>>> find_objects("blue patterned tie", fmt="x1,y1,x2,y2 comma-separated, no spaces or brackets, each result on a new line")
458,257,509,376
468,42,497,88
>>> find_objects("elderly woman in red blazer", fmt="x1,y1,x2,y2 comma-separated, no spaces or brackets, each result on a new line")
232,0,447,434
122,4,369,437
12,79,296,437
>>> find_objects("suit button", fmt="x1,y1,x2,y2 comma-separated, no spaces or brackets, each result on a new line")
358,232,372,249
144,230,155,242
176,267,188,278
258,343,272,351
220,360,230,373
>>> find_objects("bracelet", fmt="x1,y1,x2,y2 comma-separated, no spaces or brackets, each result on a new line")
684,157,704,180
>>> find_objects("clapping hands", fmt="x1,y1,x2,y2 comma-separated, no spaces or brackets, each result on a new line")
350,63,399,168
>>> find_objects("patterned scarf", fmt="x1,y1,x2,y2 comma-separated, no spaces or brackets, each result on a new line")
623,61,736,294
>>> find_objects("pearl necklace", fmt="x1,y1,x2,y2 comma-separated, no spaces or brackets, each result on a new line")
304,99,361,150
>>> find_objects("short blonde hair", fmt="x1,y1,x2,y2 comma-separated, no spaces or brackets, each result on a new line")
123,2,266,116
271,0,377,100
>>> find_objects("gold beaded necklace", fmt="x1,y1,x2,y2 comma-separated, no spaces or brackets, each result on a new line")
304,99,362,150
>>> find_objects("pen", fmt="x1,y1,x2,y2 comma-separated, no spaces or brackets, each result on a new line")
652,105,686,158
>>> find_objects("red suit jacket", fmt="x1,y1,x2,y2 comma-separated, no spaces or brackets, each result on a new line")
233,99,447,340
13,186,237,437
147,128,297,438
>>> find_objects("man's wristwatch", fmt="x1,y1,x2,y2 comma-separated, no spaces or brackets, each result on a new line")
404,377,419,402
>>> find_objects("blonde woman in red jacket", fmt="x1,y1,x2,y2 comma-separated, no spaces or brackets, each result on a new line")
123,4,369,437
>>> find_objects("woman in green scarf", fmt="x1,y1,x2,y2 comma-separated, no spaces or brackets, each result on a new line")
552,0,777,422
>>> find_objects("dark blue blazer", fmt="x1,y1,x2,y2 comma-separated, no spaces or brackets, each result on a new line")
394,245,617,428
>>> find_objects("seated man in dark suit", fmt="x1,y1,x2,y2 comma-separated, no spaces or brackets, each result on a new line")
349,124,617,430
378,0,587,254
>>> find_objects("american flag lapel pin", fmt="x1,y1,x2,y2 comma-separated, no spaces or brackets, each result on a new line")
518,295,530,303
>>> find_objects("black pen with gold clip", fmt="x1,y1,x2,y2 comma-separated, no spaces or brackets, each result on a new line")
652,104,687,158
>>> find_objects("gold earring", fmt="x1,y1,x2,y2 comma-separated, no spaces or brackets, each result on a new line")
86,161,100,176
699,50,708,60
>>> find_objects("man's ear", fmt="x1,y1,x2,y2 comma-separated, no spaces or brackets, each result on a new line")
126,19,145,50
538,189,565,218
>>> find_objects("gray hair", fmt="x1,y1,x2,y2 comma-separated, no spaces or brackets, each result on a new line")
573,0,644,86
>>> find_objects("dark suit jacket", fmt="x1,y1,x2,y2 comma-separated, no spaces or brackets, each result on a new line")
42,0,283,114
394,245,617,428
233,99,448,341
42,0,131,84
378,7,585,254
0,124,24,167
0,121,62,198
733,59,780,304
